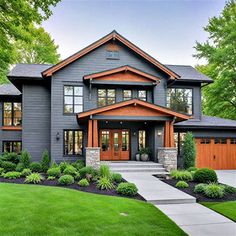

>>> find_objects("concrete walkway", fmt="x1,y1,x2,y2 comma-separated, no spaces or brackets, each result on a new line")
122,172,236,236
216,170,236,188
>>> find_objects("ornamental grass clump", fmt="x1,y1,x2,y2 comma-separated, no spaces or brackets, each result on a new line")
21,168,32,177
175,181,189,188
170,170,193,181
194,183,207,194
204,183,225,199
25,173,44,184
99,165,111,179
97,177,114,190
4,171,21,179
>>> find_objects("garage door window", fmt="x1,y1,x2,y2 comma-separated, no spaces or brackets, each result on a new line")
200,138,211,144
230,138,236,144
214,138,227,144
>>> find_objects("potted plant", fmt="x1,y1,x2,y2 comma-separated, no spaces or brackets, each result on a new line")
139,148,151,161
135,153,140,161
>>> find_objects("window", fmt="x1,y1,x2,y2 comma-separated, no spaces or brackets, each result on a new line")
230,138,236,144
167,88,192,115
123,90,132,101
64,86,83,114
106,51,119,59
138,90,147,101
101,130,110,151
3,141,22,154
138,130,146,150
200,138,211,144
174,132,186,155
214,138,227,144
98,89,116,107
64,130,83,156
3,102,22,126
122,131,129,151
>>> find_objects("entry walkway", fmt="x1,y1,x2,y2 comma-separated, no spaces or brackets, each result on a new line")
122,173,236,236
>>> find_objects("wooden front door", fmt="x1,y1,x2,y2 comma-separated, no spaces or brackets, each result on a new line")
100,129,130,161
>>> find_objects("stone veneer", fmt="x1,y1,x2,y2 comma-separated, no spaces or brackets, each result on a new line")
85,147,101,169
157,147,177,172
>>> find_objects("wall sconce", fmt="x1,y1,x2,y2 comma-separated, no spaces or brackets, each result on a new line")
157,130,162,136
56,132,60,141
105,120,109,124
120,121,123,125
133,131,136,136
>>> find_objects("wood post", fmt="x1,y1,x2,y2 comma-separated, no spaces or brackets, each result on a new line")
88,119,93,147
164,121,175,147
169,122,174,147
93,119,98,147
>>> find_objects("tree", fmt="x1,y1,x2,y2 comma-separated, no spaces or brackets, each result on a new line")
183,132,196,169
0,0,60,83
194,0,236,120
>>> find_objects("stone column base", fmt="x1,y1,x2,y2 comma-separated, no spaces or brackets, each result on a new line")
157,147,177,172
86,147,101,169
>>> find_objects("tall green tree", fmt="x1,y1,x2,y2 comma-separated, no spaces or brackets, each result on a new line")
0,0,60,83
183,132,196,169
195,0,236,120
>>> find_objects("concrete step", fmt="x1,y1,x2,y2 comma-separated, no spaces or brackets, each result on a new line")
110,167,167,173
151,198,196,205
108,163,164,169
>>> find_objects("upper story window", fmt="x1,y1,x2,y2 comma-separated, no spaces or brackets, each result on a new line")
64,85,83,114
167,88,192,115
3,102,22,126
106,51,119,60
98,89,116,107
138,90,147,101
123,90,132,101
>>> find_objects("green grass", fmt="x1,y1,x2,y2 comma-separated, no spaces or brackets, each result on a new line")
201,201,236,222
0,183,186,236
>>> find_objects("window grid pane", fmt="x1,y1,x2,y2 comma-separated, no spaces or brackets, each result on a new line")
123,90,132,101
138,90,147,101
3,102,22,126
98,89,116,107
138,130,146,150
3,141,21,154
64,130,83,156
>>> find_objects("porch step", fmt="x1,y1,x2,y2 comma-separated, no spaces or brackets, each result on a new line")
108,163,164,169
109,167,167,173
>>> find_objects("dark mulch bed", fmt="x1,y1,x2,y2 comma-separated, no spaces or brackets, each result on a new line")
0,176,144,201
158,178,236,202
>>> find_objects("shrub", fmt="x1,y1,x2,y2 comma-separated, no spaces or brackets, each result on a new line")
187,167,198,172
99,165,111,179
170,170,193,181
79,166,97,178
78,178,89,187
183,132,196,169
193,168,217,183
223,185,236,194
63,165,77,176
175,181,189,188
204,183,224,198
72,160,85,170
41,150,50,172
59,162,69,172
58,175,74,185
20,150,31,168
194,183,207,194
0,167,4,175
47,176,56,180
21,168,32,177
47,167,61,178
1,161,16,172
97,177,114,190
4,171,21,179
116,183,138,196
74,172,81,181
16,163,25,172
2,152,19,164
111,173,122,183
25,173,44,184
30,162,42,173
51,161,58,168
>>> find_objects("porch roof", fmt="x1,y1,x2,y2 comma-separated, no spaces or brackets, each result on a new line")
77,99,190,123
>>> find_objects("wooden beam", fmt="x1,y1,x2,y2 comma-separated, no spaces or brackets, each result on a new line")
88,120,93,147
164,121,170,147
169,122,175,147
93,119,98,147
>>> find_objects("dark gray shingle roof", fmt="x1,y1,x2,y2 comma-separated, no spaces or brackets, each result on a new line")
8,63,52,78
0,84,21,96
175,115,236,128
165,65,212,83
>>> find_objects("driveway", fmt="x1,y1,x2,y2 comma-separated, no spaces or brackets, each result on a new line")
216,170,236,188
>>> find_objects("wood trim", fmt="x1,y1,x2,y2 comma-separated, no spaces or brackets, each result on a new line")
42,31,179,79
164,121,170,147
93,119,98,147
88,120,93,147
169,122,174,147
1,126,22,131
83,65,160,82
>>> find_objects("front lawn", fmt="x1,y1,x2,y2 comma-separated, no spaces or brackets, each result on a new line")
0,183,186,236
201,201,236,222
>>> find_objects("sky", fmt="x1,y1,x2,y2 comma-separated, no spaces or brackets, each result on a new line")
42,0,226,66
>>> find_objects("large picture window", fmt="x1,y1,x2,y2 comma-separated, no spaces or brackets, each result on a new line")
3,102,22,126
64,86,83,114
138,130,146,150
167,88,192,115
3,141,22,154
98,89,116,107
64,130,83,156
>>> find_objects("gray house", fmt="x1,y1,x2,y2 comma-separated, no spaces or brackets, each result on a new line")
0,31,235,170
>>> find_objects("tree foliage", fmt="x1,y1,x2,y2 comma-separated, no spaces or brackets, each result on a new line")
0,0,60,84
183,132,196,169
195,0,236,120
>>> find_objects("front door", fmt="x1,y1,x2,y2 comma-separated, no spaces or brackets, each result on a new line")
100,129,130,161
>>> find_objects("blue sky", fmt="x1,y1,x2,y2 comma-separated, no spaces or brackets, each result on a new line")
42,0,225,66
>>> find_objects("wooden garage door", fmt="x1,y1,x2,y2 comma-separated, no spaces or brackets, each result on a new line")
196,138,236,170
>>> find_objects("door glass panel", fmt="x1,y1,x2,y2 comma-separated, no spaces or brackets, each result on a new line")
114,132,119,151
101,131,110,151
122,131,129,151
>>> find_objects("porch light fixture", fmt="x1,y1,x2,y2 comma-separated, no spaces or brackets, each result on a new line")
105,121,109,124
56,132,60,141
157,130,162,136
120,121,123,125
133,131,136,136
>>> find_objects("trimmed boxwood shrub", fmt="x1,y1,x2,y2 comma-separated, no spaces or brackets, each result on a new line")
204,183,224,198
116,183,138,196
78,178,89,187
30,162,42,173
79,166,97,178
112,173,122,183
58,175,74,185
170,170,193,181
97,177,114,190
1,161,16,172
21,168,32,177
4,171,21,179
25,173,43,184
47,167,61,178
16,163,25,172
193,168,217,183
175,181,189,188
63,165,77,176
41,150,50,172
2,152,19,164
194,183,207,194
